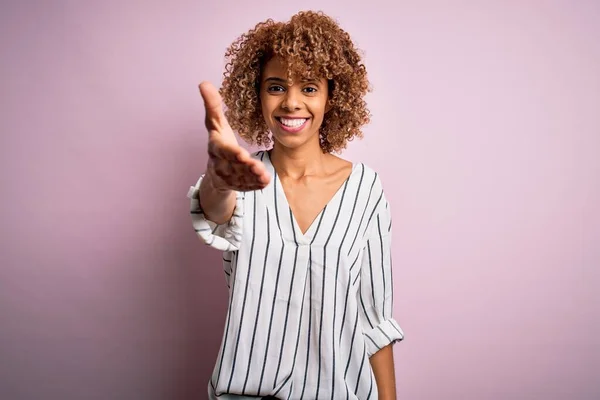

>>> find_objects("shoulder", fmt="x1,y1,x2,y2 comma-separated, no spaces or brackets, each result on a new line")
354,163,385,192
353,163,392,211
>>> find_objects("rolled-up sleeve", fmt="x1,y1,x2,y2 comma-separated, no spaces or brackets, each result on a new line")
358,195,405,357
187,175,244,252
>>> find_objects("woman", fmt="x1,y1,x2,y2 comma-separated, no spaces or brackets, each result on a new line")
188,11,404,399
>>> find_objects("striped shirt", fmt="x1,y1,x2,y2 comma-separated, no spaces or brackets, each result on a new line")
188,151,404,400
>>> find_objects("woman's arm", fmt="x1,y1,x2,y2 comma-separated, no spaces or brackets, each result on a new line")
370,344,397,399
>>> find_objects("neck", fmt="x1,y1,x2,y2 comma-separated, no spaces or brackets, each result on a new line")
269,140,328,179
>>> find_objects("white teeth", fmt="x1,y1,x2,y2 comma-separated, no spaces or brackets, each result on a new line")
280,118,307,127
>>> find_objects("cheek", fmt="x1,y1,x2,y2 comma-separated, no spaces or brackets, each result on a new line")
260,96,276,117
311,102,328,120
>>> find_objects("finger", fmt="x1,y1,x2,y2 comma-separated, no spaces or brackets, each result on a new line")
234,146,251,163
199,81,225,131
241,156,267,171
236,148,253,163
258,171,271,184
249,162,266,176
235,158,269,182
243,164,270,185
199,81,223,117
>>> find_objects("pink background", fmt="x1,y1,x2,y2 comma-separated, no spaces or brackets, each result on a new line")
1,1,598,399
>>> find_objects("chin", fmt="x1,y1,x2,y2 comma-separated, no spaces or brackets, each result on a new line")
271,132,319,150
271,136,304,150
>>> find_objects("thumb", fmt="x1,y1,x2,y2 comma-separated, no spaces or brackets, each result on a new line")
199,81,225,131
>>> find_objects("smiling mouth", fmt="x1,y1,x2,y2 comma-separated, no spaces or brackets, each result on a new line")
275,117,309,132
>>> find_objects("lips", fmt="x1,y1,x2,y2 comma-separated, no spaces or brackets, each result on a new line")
275,117,310,133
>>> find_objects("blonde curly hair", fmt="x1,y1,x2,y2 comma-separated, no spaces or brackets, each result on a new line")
219,10,371,153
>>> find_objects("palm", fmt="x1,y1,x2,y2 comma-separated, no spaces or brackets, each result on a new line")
199,82,270,191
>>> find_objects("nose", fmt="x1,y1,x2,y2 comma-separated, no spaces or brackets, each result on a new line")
281,87,301,111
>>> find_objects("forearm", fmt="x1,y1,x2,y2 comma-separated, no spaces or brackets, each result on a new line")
370,344,397,400
198,168,236,225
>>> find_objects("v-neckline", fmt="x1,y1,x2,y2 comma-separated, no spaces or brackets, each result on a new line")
265,150,356,242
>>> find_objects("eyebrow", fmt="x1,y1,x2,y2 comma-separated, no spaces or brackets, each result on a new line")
264,77,287,83
264,77,320,84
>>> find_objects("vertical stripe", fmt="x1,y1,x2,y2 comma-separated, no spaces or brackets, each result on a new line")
213,254,237,389
354,344,367,395
223,256,232,288
349,250,361,278
317,179,349,400
366,369,374,399
258,173,284,392
300,209,327,399
242,211,271,394
377,216,386,317
362,190,384,239
389,240,394,312
339,277,352,343
359,277,374,329
273,208,300,387
385,200,394,312
344,308,360,378
299,248,312,400
227,191,258,391
310,206,327,245
336,165,365,344
368,242,376,310
349,173,378,254
352,267,361,286
287,260,309,398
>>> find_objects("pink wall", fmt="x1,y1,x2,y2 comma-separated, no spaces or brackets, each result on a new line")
1,1,598,399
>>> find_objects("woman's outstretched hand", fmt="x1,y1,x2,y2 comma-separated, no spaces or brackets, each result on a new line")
199,81,270,192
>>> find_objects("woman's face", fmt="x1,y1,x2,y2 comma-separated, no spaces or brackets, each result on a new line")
260,57,330,151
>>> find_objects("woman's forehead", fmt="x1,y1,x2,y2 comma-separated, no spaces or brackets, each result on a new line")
262,57,287,74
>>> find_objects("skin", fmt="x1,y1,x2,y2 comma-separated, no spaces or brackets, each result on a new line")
370,344,397,400
198,56,396,399
259,57,353,234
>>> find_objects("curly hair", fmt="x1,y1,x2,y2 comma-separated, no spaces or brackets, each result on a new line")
219,11,371,153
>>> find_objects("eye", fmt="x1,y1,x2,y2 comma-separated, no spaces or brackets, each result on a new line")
303,86,318,93
267,85,285,92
